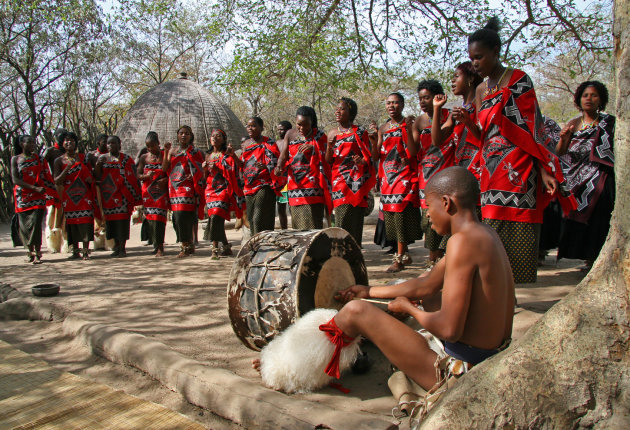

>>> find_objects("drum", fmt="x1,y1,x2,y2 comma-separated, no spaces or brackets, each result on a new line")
227,228,368,351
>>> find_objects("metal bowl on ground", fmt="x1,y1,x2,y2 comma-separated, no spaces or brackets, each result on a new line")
31,284,60,297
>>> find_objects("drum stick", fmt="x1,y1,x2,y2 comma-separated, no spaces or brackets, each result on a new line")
355,298,392,311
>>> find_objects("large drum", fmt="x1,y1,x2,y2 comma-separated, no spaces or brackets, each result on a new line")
228,228,368,351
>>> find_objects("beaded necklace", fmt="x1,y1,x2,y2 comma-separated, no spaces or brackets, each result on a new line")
337,125,353,133
462,101,474,112
484,67,509,97
388,117,404,129
579,114,600,131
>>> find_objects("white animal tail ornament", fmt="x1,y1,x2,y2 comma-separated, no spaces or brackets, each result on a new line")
259,309,360,393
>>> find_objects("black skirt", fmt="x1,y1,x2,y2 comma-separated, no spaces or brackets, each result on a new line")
558,175,614,261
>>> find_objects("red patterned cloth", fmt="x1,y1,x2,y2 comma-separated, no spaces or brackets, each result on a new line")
453,104,482,182
205,152,244,221
13,154,59,213
99,153,141,221
378,122,419,213
319,317,356,379
240,136,284,196
330,126,376,208
60,154,97,225
478,69,576,223
418,108,455,208
141,155,169,223
287,128,332,213
167,146,206,219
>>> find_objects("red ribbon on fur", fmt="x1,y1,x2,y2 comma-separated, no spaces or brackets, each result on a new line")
319,317,355,379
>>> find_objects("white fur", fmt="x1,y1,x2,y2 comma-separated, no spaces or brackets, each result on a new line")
46,227,62,253
131,207,143,224
241,225,251,246
46,206,56,230
260,309,360,393
93,229,114,250
61,237,69,254
94,230,105,250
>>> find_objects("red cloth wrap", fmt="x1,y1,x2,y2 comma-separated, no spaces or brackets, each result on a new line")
204,153,244,221
13,154,59,212
418,108,454,208
478,69,576,223
453,104,482,182
60,154,97,225
378,122,419,212
141,156,169,223
99,153,141,221
319,317,355,379
241,136,284,196
167,146,206,218
287,128,333,213
330,126,376,208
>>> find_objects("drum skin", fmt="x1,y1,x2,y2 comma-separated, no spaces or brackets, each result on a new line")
227,228,368,351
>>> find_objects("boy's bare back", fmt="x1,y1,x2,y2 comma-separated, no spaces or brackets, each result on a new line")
443,221,514,350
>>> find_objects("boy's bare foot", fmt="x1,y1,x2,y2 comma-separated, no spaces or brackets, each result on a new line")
252,358,261,373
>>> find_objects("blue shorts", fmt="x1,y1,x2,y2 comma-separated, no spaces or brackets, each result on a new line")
443,341,500,365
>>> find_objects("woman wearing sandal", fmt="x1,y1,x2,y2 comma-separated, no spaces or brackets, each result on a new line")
54,132,97,260
11,135,59,263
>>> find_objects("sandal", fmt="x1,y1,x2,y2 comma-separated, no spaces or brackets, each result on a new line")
82,249,91,260
401,253,412,265
211,246,220,260
220,244,233,256
177,244,190,258
386,253,404,273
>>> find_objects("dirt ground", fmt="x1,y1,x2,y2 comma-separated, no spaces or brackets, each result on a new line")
0,215,587,428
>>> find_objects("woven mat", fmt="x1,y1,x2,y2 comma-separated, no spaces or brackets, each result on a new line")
0,340,205,430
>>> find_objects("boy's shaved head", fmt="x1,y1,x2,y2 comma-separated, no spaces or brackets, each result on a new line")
425,166,479,209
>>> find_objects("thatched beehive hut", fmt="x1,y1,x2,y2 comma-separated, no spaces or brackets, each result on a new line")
116,73,246,155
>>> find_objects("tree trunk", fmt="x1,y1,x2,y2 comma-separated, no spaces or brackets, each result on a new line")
420,1,630,428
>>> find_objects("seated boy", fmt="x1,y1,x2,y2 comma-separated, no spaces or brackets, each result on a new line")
332,166,514,389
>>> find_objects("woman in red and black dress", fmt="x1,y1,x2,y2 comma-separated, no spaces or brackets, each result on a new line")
413,79,453,264
276,106,331,230
469,18,574,283
137,132,169,256
94,135,141,258
374,93,421,272
11,135,58,263
204,129,244,259
54,132,97,260
240,117,282,236
431,61,484,183
162,125,205,258
325,97,375,246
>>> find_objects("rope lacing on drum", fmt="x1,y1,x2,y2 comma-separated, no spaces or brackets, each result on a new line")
238,231,299,344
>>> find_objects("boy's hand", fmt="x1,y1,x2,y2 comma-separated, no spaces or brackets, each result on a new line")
334,285,370,302
388,296,415,314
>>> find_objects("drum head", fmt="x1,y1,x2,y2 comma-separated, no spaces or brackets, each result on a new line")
296,228,368,315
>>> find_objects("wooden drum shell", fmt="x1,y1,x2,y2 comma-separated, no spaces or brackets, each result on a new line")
227,228,368,351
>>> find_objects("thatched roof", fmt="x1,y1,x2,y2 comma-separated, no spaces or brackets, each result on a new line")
116,73,246,155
